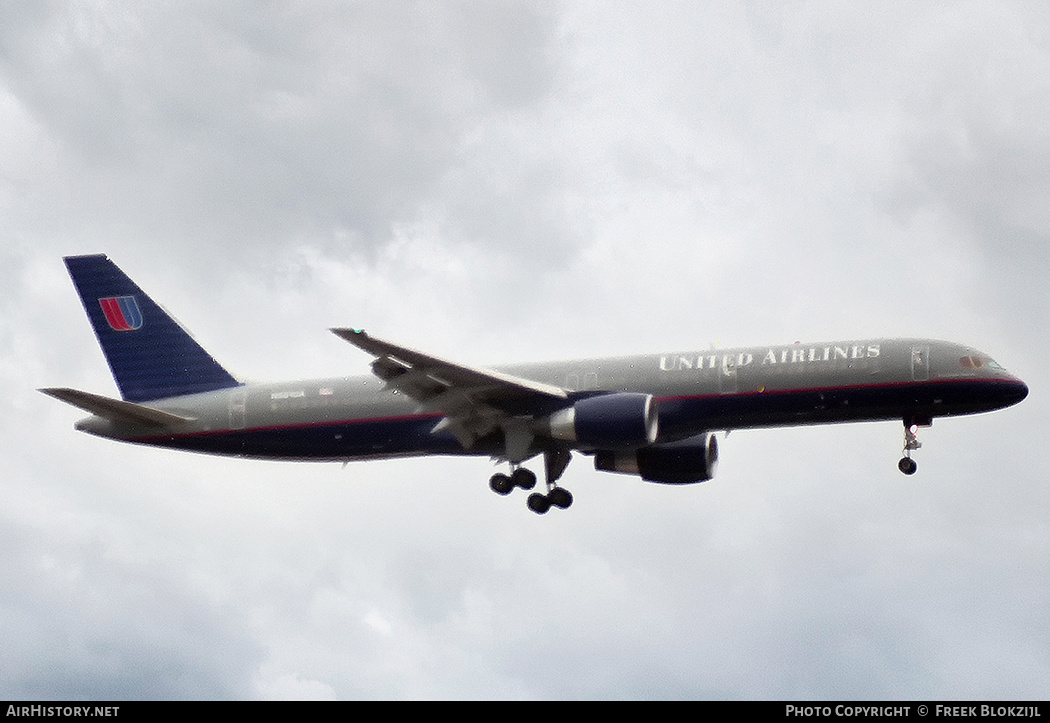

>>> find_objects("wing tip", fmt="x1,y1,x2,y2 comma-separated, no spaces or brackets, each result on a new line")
330,327,367,337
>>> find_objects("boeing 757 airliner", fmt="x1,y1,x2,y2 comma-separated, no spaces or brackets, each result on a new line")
41,255,1029,514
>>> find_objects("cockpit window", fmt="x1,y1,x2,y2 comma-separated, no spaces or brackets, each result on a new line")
960,356,1004,371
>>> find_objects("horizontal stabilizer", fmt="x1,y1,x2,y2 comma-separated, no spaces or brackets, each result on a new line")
39,387,196,427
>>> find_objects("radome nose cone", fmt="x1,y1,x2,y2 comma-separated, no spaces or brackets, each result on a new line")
1004,378,1029,406
1014,379,1029,403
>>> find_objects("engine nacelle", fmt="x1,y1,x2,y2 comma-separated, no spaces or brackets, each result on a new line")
545,392,658,450
594,432,718,484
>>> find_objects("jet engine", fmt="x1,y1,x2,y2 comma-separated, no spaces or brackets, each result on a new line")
594,432,718,484
545,392,659,449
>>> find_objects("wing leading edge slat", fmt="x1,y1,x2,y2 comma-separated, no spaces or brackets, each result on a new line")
330,328,568,402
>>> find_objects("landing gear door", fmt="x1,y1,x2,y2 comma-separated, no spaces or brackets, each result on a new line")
911,346,930,382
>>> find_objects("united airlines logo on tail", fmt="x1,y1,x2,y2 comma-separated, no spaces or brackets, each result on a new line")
99,296,143,331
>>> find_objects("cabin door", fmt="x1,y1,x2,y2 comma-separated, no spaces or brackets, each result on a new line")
229,387,247,429
911,346,930,382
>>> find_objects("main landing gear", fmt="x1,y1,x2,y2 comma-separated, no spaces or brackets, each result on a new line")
489,450,574,514
526,485,574,514
488,467,536,495
898,418,925,475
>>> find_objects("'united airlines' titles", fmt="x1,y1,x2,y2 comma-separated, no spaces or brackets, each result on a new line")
660,344,881,372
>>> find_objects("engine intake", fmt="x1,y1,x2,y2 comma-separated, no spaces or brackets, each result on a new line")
595,433,718,484
545,392,658,449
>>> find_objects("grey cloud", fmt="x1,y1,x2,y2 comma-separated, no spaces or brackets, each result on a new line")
0,508,262,699
0,2,563,264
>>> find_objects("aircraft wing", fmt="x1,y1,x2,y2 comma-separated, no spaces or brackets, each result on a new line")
330,328,568,453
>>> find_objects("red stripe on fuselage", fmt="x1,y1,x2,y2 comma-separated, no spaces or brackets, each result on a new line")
127,411,445,443
654,375,1012,403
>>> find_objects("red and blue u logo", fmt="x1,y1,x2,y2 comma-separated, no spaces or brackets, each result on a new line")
99,296,143,331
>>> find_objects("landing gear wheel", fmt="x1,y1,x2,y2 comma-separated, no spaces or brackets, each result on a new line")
489,473,513,495
898,457,918,475
527,492,552,514
548,487,573,509
510,467,537,490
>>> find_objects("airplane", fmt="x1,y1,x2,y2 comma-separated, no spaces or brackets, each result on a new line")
41,255,1029,514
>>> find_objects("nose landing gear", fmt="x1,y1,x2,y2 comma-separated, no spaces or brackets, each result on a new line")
898,418,927,475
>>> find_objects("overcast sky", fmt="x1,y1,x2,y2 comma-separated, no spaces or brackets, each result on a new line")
2,1,1048,700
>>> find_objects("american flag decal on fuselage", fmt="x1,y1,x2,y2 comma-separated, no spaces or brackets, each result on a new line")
99,296,143,331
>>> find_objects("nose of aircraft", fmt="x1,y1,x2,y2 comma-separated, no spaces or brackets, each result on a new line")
1007,377,1030,405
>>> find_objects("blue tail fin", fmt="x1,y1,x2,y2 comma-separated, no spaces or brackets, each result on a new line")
64,255,241,402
